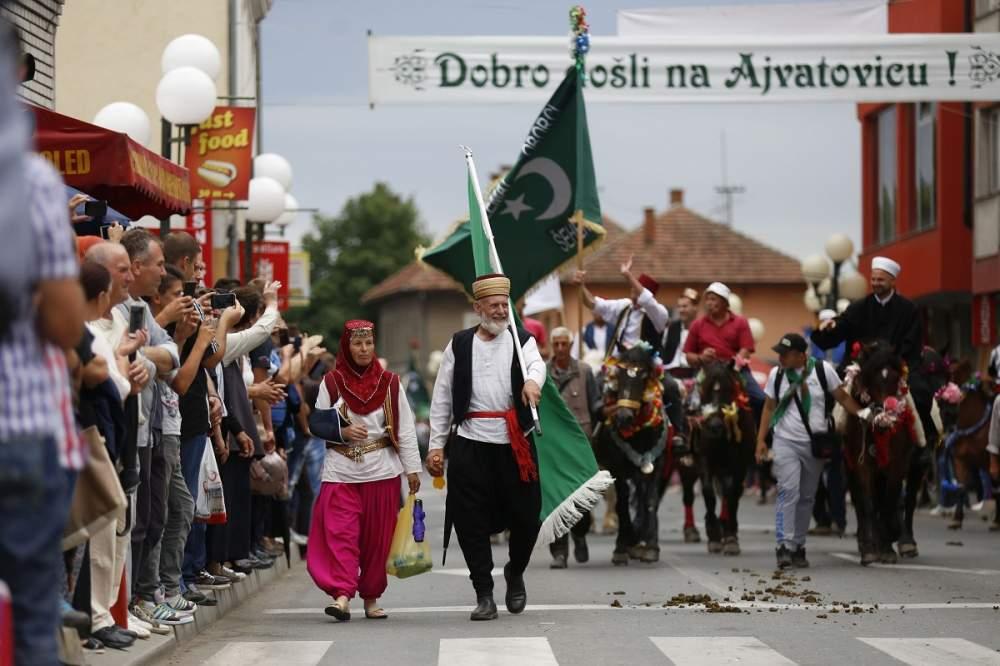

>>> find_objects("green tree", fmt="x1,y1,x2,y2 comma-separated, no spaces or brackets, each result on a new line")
286,183,428,343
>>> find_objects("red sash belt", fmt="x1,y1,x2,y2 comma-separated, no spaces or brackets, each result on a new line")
466,410,538,482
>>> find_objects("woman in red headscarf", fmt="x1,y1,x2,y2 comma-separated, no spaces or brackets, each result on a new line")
306,320,421,621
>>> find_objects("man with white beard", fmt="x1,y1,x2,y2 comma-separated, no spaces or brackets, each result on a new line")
426,274,545,621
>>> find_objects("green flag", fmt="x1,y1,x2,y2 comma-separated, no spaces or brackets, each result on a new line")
439,69,612,545
423,67,605,301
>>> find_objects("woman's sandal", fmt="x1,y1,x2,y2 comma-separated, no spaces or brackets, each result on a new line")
324,599,351,622
364,607,388,620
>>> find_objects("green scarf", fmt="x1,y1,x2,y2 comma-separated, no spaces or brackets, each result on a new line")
770,357,815,428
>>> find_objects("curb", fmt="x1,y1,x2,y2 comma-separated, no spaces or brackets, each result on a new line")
80,558,291,666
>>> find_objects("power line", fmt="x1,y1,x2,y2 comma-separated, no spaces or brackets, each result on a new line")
714,130,745,226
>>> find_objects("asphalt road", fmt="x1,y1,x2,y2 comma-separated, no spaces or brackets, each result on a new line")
159,475,1000,665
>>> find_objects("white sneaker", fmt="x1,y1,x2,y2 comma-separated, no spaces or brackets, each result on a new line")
126,613,151,640
290,530,308,546
971,500,986,512
164,594,198,616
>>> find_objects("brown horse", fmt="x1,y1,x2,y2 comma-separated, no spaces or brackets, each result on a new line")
689,360,756,556
936,362,996,531
843,343,916,565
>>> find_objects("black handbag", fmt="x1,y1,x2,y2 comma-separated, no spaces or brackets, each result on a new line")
790,363,841,460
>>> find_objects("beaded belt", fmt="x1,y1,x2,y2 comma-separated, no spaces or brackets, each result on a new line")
327,437,390,463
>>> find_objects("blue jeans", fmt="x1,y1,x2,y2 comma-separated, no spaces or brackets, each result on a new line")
740,366,765,425
0,435,67,665
288,435,324,526
180,434,208,586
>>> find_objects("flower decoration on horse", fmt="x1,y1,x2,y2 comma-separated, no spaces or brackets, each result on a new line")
601,341,664,440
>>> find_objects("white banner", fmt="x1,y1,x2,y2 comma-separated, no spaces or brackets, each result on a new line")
618,0,887,37
368,33,1000,105
523,273,564,316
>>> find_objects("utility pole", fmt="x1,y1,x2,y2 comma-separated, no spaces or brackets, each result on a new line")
714,131,745,226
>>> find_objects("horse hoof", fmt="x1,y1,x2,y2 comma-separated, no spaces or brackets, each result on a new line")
640,547,660,563
860,552,878,567
683,526,701,544
879,551,898,564
707,541,723,554
611,552,629,566
947,522,962,531
627,546,644,561
898,543,919,558
722,537,741,556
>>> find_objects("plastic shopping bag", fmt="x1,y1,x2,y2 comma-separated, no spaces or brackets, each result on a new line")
386,494,432,579
194,443,227,525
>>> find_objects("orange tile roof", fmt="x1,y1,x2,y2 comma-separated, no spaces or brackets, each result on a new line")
571,205,803,285
362,215,627,304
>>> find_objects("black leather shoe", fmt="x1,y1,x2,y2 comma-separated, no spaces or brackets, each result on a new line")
573,535,589,563
470,595,498,621
503,563,526,614
92,626,135,650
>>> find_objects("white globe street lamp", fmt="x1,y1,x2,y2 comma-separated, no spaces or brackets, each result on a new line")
254,153,293,192
816,277,832,296
837,298,851,314
161,34,222,81
247,177,286,223
93,102,151,146
804,287,821,313
801,253,831,284
273,193,299,228
748,317,765,344
728,293,743,316
156,66,217,126
824,233,855,264
839,272,868,301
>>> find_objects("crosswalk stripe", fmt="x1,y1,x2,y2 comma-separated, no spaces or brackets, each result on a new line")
438,637,558,666
206,640,333,665
650,637,797,666
858,638,1000,665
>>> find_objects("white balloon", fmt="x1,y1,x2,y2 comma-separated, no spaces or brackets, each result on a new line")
246,177,286,223
748,317,765,343
727,293,743,315
156,67,216,125
161,34,222,81
254,153,293,191
93,102,151,146
273,193,299,227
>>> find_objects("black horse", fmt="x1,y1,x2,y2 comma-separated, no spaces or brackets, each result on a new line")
690,361,756,556
843,342,916,565
596,343,668,565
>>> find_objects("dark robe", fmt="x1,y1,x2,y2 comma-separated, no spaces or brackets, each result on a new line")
810,293,922,368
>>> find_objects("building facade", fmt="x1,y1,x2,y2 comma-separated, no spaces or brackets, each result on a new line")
857,0,977,360
1,0,65,108
973,0,1000,355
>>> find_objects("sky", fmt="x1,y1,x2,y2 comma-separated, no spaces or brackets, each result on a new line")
259,0,862,264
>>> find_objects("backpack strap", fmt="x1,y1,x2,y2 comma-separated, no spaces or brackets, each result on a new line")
814,361,834,418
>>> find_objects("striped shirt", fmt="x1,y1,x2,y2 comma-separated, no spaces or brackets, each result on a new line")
0,154,79,443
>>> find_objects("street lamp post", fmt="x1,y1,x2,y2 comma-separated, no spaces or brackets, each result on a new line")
801,233,859,315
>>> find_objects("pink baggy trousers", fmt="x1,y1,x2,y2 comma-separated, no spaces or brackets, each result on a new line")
306,477,400,600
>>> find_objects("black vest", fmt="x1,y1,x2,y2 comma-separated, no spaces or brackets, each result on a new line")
610,306,663,358
662,319,684,363
451,326,534,435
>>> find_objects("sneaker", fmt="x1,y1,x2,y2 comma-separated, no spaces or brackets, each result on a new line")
184,587,217,607
131,603,171,635
164,594,197,615
140,600,194,626
126,613,151,640
791,547,810,569
195,569,232,590
775,545,793,569
289,530,308,546
211,563,246,582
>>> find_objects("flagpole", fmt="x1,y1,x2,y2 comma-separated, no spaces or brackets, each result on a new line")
573,211,585,359
462,147,542,435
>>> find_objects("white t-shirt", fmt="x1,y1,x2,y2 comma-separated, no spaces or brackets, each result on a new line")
316,380,422,484
159,374,181,437
764,361,842,443
86,319,130,405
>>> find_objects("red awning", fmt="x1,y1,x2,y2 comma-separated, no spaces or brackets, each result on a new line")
31,106,191,219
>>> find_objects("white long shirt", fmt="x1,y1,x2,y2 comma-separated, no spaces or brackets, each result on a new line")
316,380,422,483
428,330,546,450
593,289,670,356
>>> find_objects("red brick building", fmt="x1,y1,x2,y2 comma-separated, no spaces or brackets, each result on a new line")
857,0,990,359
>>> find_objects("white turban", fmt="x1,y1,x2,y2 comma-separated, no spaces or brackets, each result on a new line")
871,256,900,277
705,282,731,303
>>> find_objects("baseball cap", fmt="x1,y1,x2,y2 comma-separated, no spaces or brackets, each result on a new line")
771,333,808,354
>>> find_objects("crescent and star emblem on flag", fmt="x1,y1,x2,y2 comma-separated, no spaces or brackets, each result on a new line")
501,157,572,221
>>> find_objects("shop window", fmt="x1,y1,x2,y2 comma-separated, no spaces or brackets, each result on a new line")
914,102,936,231
877,107,897,244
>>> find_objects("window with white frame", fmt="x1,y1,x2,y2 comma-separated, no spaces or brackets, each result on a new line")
914,102,936,231
877,107,897,244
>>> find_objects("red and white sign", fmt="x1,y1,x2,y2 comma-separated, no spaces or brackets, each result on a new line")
238,240,290,311
972,294,997,348
185,199,213,287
